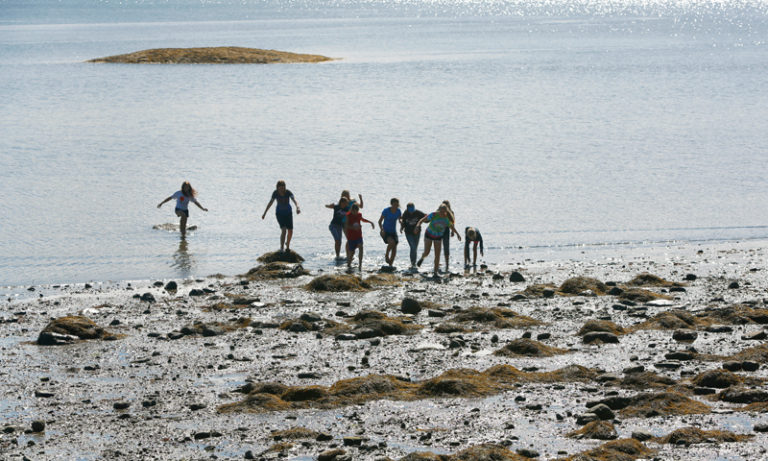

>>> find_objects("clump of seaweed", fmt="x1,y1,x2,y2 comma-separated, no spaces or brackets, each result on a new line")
627,273,683,287
697,304,768,325
566,421,618,440
37,316,119,345
364,273,402,287
397,444,528,461
257,250,305,263
556,439,655,461
452,307,542,329
220,364,600,413
305,274,370,292
619,392,711,417
559,276,608,295
577,319,626,336
494,338,568,357
631,310,700,331
242,262,309,280
690,369,743,389
653,427,753,445
619,371,677,390
270,427,322,440
619,288,672,303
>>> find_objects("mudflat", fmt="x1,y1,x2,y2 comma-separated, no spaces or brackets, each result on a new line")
88,47,334,64
1,243,767,460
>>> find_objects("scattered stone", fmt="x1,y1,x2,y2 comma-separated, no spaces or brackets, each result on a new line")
654,427,753,445
742,361,760,372
684,274,697,281
37,316,114,345
509,271,525,282
582,332,620,344
691,369,742,389
494,338,567,357
722,361,743,372
189,289,206,297
317,449,346,461
30,421,45,433
516,447,540,458
401,298,422,315
587,403,616,420
632,430,653,441
706,324,733,333
140,292,155,302
672,329,698,342
728,281,740,289
164,281,178,291
742,331,767,341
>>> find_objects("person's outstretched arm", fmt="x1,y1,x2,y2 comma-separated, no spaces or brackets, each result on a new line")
261,198,275,219
450,223,461,241
358,194,364,209
192,198,208,212
362,217,375,228
157,196,173,208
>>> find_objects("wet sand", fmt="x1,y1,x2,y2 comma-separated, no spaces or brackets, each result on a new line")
1,241,768,460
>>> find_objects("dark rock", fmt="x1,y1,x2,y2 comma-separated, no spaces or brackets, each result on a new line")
632,430,654,441
516,448,540,458
719,388,768,404
654,361,682,370
37,331,77,346
722,361,743,372
34,390,54,398
200,324,226,337
509,271,525,282
755,424,768,433
669,286,686,292
588,403,615,420
582,332,619,344
316,432,333,442
113,402,130,410
623,365,645,374
142,400,157,408
576,413,599,425
30,421,45,433
542,289,555,298
512,294,528,301
693,387,717,395
728,281,740,289
189,289,206,297
140,292,155,302
164,281,178,291
299,313,322,323
706,325,733,333
336,334,357,341
189,403,206,411
400,297,421,315
318,449,346,461
342,436,364,446
612,304,627,311
684,274,697,281
742,361,760,372
672,329,698,342
536,332,551,340
608,287,624,296
493,273,504,281
665,351,695,361
428,310,446,318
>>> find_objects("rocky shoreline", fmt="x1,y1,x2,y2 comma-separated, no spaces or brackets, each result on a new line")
88,47,334,64
1,242,768,460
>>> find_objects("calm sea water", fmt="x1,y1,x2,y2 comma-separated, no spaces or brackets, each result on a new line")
1,0,768,287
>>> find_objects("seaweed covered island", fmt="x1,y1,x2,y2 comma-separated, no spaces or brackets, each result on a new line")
87,46,334,64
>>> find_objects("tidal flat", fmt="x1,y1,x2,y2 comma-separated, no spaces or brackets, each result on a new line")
2,242,768,460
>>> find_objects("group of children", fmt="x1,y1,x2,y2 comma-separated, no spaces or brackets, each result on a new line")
159,181,484,276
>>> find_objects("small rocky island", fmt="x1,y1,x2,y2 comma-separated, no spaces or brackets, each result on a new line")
88,46,334,64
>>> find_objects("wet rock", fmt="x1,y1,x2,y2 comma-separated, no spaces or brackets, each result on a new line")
318,449,346,461
728,281,740,289
684,273,697,281
37,331,78,346
706,324,733,333
342,436,364,446
722,361,743,372
401,298,421,315
576,413,599,425
582,332,620,344
654,361,681,370
742,361,760,372
189,289,206,297
140,292,156,302
665,351,696,361
516,447,539,458
608,286,624,296
672,329,698,342
164,281,178,291
509,271,525,282
542,289,555,298
567,420,618,440
754,424,768,433
306,274,369,292
30,421,45,433
654,427,753,445
587,403,616,420
494,338,567,357
113,402,130,410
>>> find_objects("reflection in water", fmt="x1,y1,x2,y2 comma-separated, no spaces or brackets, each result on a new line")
172,237,194,277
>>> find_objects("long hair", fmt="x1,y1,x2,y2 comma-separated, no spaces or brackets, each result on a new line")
181,181,197,198
440,200,455,222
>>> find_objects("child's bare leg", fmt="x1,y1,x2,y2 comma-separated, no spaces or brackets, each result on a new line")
346,243,353,268
473,244,478,265
286,229,293,251
176,210,187,236
433,240,442,275
335,239,341,258
358,244,364,271
390,241,397,266
280,228,286,251
417,239,432,267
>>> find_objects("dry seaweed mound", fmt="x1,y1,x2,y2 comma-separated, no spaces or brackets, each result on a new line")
619,288,672,303
559,276,608,295
727,344,768,363
305,274,370,292
279,317,341,333
270,427,321,440
37,316,116,345
567,421,618,440
654,427,753,445
631,310,699,331
620,392,710,417
452,307,542,329
577,320,626,336
418,369,501,398
619,371,677,389
89,47,334,64
559,438,655,461
628,273,683,287
522,284,558,297
346,310,423,338
221,364,601,413
701,304,768,325
399,444,527,461
242,262,309,280
434,323,469,334
690,369,743,389
494,338,568,357
258,250,305,263
451,444,529,460
364,273,402,287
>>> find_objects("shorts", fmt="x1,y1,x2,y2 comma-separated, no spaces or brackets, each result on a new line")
276,211,293,230
381,231,398,244
175,208,189,217
347,238,363,252
425,232,443,241
329,224,343,242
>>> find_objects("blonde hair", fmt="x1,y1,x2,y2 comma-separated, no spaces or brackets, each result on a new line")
439,200,455,221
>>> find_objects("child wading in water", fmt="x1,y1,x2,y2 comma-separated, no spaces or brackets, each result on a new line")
464,227,484,267
262,180,300,252
378,198,402,268
417,204,460,277
157,181,208,237
344,203,374,271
